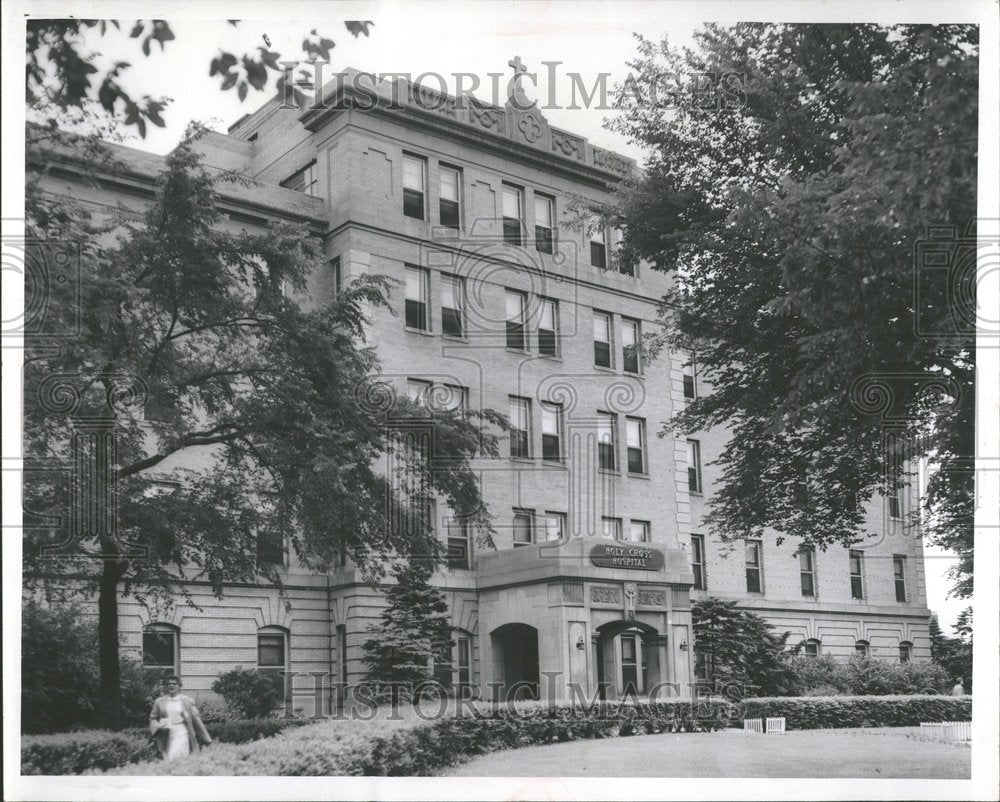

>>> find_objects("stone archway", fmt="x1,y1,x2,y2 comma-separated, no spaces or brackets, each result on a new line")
490,623,539,701
595,620,662,701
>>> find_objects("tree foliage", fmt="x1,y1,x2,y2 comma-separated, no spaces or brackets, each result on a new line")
691,597,794,696
611,24,977,596
929,610,972,689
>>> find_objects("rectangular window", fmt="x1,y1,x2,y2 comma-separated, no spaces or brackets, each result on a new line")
849,550,865,600
541,402,563,462
799,548,816,597
331,257,342,296
686,439,702,494
337,625,348,686
439,165,461,229
436,384,467,414
535,193,555,254
538,298,559,357
540,512,565,542
621,318,641,374
447,518,471,570
257,631,287,698
589,215,607,268
683,353,697,400
403,154,426,219
142,627,177,669
506,290,527,350
513,509,534,547
509,396,531,459
597,412,617,471
888,488,902,520
745,540,763,593
613,227,633,276
626,417,646,474
691,535,706,590
441,273,465,337
601,516,622,540
456,636,471,690
628,520,650,543
893,555,907,602
593,311,612,368
256,530,285,566
502,184,523,246
405,266,429,331
280,160,318,196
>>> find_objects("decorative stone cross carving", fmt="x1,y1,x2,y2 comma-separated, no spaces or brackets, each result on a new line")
624,582,637,620
507,55,533,108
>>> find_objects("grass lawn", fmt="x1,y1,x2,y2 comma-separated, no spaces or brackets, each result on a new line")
443,727,971,779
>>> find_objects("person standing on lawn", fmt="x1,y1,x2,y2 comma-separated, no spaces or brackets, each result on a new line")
951,677,965,696
149,675,212,760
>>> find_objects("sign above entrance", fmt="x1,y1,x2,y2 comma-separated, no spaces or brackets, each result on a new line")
589,543,665,571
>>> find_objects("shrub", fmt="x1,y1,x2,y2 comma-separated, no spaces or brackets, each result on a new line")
211,667,284,719
735,694,971,730
194,698,235,724
784,654,951,696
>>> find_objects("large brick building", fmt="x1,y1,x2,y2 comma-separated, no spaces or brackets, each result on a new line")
34,64,932,709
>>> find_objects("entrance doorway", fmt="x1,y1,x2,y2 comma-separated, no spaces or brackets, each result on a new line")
595,621,661,700
490,623,540,701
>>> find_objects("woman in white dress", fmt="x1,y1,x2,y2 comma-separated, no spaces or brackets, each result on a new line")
149,675,212,760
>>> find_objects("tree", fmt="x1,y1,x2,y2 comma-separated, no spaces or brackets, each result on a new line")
929,610,973,690
361,556,454,703
26,19,374,136
22,127,502,728
611,25,977,596
691,597,794,697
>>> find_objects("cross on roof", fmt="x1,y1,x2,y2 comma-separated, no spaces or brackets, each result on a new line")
508,55,528,76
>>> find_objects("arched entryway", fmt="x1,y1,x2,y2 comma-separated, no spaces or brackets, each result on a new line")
595,620,662,701
490,623,539,701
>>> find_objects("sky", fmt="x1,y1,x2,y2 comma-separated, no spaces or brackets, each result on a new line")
53,1,970,632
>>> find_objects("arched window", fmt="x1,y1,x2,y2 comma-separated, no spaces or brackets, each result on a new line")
453,631,473,694
899,641,912,664
855,640,870,657
257,626,289,701
143,623,179,673
801,638,821,658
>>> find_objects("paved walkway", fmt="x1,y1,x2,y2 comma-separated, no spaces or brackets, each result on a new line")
444,727,971,779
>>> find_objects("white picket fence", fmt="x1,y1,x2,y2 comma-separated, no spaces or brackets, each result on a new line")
743,717,786,734
919,721,971,741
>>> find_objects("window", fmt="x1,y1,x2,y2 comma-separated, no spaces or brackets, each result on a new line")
602,516,623,540
447,518,471,569
405,266,429,331
802,639,821,658
538,298,559,357
337,625,348,686
620,633,644,694
593,311,612,368
331,257,342,296
628,520,650,543
439,165,461,229
256,530,285,566
899,641,912,664
893,555,907,602
541,402,563,462
613,228,634,276
280,160,318,196
435,384,467,414
455,635,472,692
686,439,702,494
745,539,763,593
691,534,706,590
849,550,865,599
535,194,555,254
407,378,433,406
502,184,523,246
683,353,697,400
888,488,902,520
143,624,178,671
441,273,465,337
855,640,870,658
403,154,426,219
513,509,534,547
540,512,565,542
597,412,617,471
799,548,816,597
416,496,437,538
589,214,607,268
509,396,531,459
257,627,289,699
694,650,711,681
621,318,641,374
626,417,646,474
506,290,527,350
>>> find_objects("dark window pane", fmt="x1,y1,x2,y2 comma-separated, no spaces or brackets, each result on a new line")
594,341,611,368
447,537,469,569
258,635,285,667
538,328,557,356
623,345,639,374
440,198,460,229
599,442,616,471
895,580,907,602
627,447,644,474
542,433,560,462
535,226,553,254
503,218,522,246
591,241,607,268
692,564,704,590
801,572,815,597
688,466,700,492
143,631,175,667
746,569,761,594
506,321,525,350
683,375,696,400
256,532,284,565
442,306,463,337
403,189,424,219
405,299,427,330
851,576,864,599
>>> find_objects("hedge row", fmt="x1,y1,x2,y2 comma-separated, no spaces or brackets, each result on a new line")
21,718,310,775
106,699,730,776
735,695,972,730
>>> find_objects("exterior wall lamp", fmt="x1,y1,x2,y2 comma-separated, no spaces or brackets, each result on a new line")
679,639,689,651
576,635,586,650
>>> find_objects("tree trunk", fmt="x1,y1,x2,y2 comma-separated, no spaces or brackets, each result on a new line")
98,559,127,730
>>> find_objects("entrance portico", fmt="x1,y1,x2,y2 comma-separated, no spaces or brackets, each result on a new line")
475,537,695,702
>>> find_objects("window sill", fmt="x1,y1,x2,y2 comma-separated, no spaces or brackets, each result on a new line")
537,353,562,362
688,490,704,497
598,468,621,477
623,370,644,379
593,364,617,374
542,459,566,468
440,333,468,343
509,456,535,464
628,472,650,480
405,326,435,337
506,347,531,356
